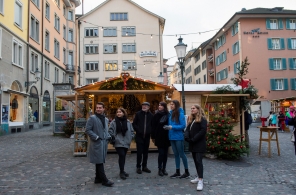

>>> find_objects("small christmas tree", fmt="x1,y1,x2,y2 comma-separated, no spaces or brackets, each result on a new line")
206,115,249,159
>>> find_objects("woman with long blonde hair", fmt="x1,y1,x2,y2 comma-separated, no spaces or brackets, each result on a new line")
184,104,207,191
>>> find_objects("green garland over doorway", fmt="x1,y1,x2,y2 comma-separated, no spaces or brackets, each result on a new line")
99,78,155,90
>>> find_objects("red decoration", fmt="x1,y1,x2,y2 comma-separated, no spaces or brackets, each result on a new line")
121,72,130,90
218,141,221,144
223,137,227,141
240,145,243,148
225,147,228,150
225,134,228,137
211,131,215,135
241,136,244,138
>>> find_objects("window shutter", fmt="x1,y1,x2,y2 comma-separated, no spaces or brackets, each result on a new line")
270,79,276,90
287,38,292,50
215,56,218,65
232,44,235,55
283,78,288,90
225,69,228,78
234,63,237,74
289,58,294,69
216,73,219,82
269,58,274,70
291,78,296,90
267,38,273,49
266,19,271,29
238,41,240,52
224,51,227,61
231,26,234,36
282,58,287,70
280,38,285,49
286,19,290,29
278,19,283,29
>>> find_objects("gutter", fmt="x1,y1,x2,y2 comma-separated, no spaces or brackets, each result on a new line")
26,1,31,93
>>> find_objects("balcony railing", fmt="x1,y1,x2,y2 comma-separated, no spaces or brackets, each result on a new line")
66,64,75,73
208,54,213,62
209,69,215,77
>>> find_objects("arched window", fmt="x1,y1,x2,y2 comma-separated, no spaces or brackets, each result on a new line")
11,81,22,91
28,86,39,123
42,90,51,122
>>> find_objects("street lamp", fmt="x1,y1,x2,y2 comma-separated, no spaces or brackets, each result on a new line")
158,72,164,84
174,37,187,114
25,68,41,87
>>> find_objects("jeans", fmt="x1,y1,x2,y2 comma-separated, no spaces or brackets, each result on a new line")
95,163,108,182
192,152,203,178
170,140,188,169
158,146,169,169
136,137,150,168
115,147,128,172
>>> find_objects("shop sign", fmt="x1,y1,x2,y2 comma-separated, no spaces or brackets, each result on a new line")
243,28,268,38
143,59,156,63
139,51,157,58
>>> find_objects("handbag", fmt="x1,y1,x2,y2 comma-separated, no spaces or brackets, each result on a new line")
160,114,168,124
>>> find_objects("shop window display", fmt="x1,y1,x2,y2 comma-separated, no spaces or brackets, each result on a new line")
28,87,39,123
42,91,51,122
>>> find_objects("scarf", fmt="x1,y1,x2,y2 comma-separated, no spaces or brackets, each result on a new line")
115,116,128,136
95,113,106,128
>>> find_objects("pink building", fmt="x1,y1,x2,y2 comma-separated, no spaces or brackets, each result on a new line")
208,7,296,103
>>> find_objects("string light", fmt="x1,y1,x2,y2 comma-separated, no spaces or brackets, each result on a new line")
151,34,153,39
144,64,145,67
101,27,103,31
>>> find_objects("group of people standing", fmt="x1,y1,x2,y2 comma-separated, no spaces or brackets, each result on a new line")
85,100,207,191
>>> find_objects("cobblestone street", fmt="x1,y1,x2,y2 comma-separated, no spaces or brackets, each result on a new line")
0,124,296,195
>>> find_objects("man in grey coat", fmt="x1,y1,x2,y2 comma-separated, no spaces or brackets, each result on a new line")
85,102,114,187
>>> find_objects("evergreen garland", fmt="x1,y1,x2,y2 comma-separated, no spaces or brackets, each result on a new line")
99,78,155,90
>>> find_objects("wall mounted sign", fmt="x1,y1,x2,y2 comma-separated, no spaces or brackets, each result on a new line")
243,28,268,38
143,59,156,63
139,51,157,58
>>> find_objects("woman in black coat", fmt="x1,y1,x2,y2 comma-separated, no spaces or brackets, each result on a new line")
184,104,207,191
151,102,170,176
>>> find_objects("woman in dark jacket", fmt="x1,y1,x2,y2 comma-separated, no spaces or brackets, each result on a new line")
184,104,207,191
151,102,170,176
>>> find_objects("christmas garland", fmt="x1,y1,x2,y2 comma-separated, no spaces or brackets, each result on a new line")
99,78,155,90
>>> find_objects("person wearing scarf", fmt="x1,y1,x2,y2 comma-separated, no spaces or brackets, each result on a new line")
108,108,134,180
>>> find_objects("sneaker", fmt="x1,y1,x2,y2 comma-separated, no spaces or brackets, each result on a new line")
190,177,199,184
180,172,190,179
142,167,151,173
196,180,203,191
170,172,181,179
136,168,142,174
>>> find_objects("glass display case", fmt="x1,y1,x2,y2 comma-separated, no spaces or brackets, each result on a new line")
204,102,237,122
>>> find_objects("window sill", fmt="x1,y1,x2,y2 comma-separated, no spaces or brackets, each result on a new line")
0,12,4,16
30,71,35,74
105,70,118,71
14,23,23,31
85,70,99,72
32,2,40,10
12,63,24,69
54,56,60,61
30,37,40,45
45,17,50,22
85,53,99,55
44,78,50,82
45,48,50,53
54,28,60,34
103,36,117,37
103,53,118,54
122,52,136,54
85,36,99,38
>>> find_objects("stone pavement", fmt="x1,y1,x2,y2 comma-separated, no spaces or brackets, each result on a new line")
0,124,296,195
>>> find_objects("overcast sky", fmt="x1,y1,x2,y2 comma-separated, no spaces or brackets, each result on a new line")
76,0,296,65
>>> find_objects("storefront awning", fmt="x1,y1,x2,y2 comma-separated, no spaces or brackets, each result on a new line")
83,90,166,94
202,94,250,97
56,95,85,101
4,89,30,96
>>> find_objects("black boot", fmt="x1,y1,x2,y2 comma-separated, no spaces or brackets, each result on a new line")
94,178,102,184
158,169,164,176
162,169,168,176
170,169,180,178
120,171,126,180
123,171,129,177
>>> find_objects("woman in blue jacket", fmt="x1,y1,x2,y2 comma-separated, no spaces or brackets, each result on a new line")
164,100,190,179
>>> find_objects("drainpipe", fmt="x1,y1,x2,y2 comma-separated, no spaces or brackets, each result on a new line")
40,0,44,96
26,1,31,93
78,20,81,86
158,21,162,79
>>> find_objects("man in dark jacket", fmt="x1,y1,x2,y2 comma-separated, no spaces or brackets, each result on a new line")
133,102,153,174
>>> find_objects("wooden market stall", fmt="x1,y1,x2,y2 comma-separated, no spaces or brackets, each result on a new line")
58,73,174,152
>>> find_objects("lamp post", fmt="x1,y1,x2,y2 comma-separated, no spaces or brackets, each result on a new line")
158,72,164,84
174,37,187,115
25,68,41,87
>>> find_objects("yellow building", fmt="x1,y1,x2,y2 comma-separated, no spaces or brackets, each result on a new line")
0,0,28,40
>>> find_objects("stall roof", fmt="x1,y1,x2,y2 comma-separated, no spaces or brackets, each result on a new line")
173,84,242,92
83,90,165,94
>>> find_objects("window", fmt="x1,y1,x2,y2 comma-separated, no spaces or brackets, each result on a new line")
196,78,201,84
45,31,49,51
63,25,66,39
85,28,98,37
267,38,285,50
68,10,73,20
104,44,117,53
32,0,39,7
86,78,98,84
233,41,239,54
232,22,238,36
275,79,284,90
195,53,200,62
214,35,226,50
163,68,167,73
63,5,66,16
185,66,191,75
31,52,38,72
202,49,206,56
291,78,296,90
186,76,192,84
54,14,60,31
122,43,136,53
54,68,59,83
69,75,73,84
68,51,73,66
12,39,23,67
62,72,66,83
266,19,283,30
216,51,227,66
110,13,128,21
203,74,206,83
105,61,118,71
287,19,296,29
234,61,240,74
85,45,99,54
217,68,228,81
55,0,60,7
194,66,201,75
272,38,280,49
68,29,73,42
202,60,206,70
44,60,50,79
287,38,296,49
45,3,50,19
85,62,99,71
289,58,296,70
103,27,117,37
54,39,60,59
15,0,23,28
63,48,66,64
0,0,3,14
269,58,286,70
123,60,136,70
122,26,136,36
30,16,39,42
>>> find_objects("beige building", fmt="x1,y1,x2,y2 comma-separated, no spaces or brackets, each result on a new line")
77,0,165,85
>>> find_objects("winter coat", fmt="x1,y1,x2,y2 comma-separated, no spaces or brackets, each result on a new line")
85,115,109,164
151,111,171,148
108,119,134,148
168,108,186,141
184,117,207,153
132,110,153,142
